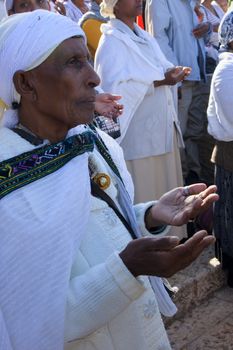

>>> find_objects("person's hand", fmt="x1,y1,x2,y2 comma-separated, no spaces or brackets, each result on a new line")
192,22,210,38
146,184,219,228
119,230,215,277
95,93,123,119
154,66,191,87
54,0,66,15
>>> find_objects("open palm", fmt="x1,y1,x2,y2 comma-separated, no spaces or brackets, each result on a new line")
151,184,219,226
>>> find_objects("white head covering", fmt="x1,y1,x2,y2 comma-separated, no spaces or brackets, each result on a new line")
3,0,13,12
100,0,118,18
0,10,85,127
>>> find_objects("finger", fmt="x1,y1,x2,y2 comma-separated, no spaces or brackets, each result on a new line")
200,193,219,211
184,230,208,247
146,236,180,252
185,183,207,196
107,94,122,101
173,231,214,264
198,185,217,199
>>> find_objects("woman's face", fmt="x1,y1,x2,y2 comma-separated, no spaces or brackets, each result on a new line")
18,37,100,130
114,0,143,19
9,0,50,14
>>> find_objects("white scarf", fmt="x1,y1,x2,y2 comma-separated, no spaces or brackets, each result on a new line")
0,126,91,350
0,12,91,349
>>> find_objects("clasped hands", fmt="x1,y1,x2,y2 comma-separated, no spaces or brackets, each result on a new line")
120,184,219,278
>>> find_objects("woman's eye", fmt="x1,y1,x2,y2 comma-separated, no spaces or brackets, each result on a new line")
67,57,87,68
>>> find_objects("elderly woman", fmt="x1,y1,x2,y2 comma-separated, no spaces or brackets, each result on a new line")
207,11,233,288
94,0,192,239
0,10,218,350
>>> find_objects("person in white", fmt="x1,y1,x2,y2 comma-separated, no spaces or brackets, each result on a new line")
145,0,213,186
94,0,192,239
0,10,218,350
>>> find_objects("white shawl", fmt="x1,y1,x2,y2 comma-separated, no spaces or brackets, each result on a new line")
94,19,173,142
0,12,91,349
0,126,91,350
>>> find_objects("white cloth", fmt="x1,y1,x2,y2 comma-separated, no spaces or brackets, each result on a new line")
202,3,225,49
0,0,7,19
0,11,90,350
64,129,173,350
207,52,233,141
95,19,183,157
0,10,85,127
100,0,118,18
0,125,91,350
65,0,83,23
3,0,12,12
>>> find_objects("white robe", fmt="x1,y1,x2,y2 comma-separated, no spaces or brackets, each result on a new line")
94,18,183,157
64,129,172,350
0,126,91,350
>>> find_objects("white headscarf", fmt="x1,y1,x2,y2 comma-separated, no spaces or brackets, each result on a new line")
100,0,119,18
0,10,85,127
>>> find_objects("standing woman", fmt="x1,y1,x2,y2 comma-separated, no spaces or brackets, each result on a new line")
207,11,233,287
94,0,191,240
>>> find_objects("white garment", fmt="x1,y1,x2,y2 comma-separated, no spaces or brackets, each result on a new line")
95,19,183,158
201,3,224,51
0,0,7,19
207,52,233,141
64,129,172,350
65,0,83,22
0,125,91,350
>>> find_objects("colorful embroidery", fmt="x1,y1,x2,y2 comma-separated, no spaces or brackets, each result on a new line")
0,132,94,200
0,126,123,200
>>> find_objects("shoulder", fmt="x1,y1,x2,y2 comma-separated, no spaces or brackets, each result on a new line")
0,127,35,161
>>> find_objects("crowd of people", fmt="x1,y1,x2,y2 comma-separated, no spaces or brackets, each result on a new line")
0,0,232,349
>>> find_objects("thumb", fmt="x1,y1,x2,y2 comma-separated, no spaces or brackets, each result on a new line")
109,94,122,101
147,236,180,252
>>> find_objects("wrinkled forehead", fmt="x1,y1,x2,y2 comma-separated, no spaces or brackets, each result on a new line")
35,36,88,68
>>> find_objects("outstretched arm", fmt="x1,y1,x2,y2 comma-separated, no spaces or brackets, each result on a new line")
120,230,215,278
144,183,219,229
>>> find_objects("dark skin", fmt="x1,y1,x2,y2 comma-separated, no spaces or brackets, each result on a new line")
9,0,67,16
14,37,100,143
114,0,191,85
9,0,50,14
13,37,218,279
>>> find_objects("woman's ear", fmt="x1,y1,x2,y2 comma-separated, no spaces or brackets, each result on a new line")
13,70,37,102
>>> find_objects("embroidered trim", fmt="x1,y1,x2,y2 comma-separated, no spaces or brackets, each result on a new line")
89,124,123,182
0,126,124,200
0,132,94,200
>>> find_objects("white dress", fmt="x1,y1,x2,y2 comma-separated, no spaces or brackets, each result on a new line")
95,19,185,238
64,129,172,350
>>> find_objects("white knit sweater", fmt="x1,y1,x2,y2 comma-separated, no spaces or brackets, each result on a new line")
64,130,171,350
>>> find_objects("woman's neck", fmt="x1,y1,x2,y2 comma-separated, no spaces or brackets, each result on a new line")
116,16,135,30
